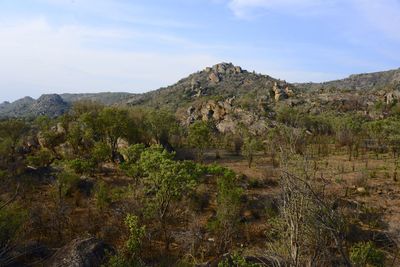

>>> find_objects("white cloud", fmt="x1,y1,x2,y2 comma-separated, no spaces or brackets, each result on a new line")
0,18,220,102
228,0,338,18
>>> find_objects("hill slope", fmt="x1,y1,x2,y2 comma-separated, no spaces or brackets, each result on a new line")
0,92,135,118
1,63,400,120
296,68,400,91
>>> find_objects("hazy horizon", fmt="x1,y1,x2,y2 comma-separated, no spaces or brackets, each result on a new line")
1,0,400,102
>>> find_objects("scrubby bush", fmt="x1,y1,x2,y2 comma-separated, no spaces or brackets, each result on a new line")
350,241,385,267
27,148,54,168
210,168,243,254
104,214,146,267
95,181,111,210
218,252,261,267
0,205,26,251
68,158,97,175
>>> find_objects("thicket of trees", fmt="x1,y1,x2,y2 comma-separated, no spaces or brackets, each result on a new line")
0,100,399,266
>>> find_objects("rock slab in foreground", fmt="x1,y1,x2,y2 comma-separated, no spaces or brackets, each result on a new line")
47,237,111,267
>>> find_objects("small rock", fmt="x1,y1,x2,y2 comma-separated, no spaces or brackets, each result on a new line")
356,187,367,194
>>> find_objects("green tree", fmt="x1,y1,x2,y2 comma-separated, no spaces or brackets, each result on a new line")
26,148,54,169
188,121,212,162
139,145,198,251
105,214,146,267
242,136,259,168
350,241,385,267
99,107,131,161
334,115,365,161
144,109,179,150
208,167,242,254
0,119,29,175
0,204,26,265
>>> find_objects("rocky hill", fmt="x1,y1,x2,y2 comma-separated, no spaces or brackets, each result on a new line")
296,68,400,91
124,62,296,133
0,94,69,118
1,63,400,124
0,92,135,119
126,62,293,108
60,92,135,105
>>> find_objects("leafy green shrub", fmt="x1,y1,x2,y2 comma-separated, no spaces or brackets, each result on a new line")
350,241,385,267
95,181,111,210
92,142,112,163
121,144,145,164
56,171,80,197
27,148,54,168
104,214,145,267
0,205,26,250
125,214,146,257
218,252,261,267
188,121,212,162
212,169,243,253
242,136,260,168
68,158,96,175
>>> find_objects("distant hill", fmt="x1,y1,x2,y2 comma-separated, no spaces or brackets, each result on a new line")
295,68,400,91
125,62,292,110
1,64,400,119
0,94,69,118
60,92,135,105
0,92,135,118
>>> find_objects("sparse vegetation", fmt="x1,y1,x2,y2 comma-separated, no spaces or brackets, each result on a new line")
1,64,400,266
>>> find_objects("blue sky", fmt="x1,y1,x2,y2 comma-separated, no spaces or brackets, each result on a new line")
0,0,399,102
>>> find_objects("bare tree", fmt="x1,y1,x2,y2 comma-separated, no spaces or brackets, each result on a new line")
271,137,352,267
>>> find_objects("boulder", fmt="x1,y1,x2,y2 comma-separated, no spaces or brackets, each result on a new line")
272,82,288,101
385,91,400,105
117,138,129,150
216,118,236,133
208,72,221,83
55,142,75,158
47,237,112,267
234,66,242,73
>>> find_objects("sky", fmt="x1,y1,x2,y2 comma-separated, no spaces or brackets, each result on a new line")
0,0,400,102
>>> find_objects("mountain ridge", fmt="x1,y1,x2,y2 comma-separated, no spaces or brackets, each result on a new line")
1,63,400,118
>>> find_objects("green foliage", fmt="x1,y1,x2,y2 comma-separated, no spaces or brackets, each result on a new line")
104,214,145,267
218,252,261,267
92,142,112,163
209,167,243,253
95,181,111,210
0,205,26,250
138,145,199,250
67,142,110,175
242,136,260,168
0,119,28,144
121,144,146,164
68,158,97,175
0,138,13,168
0,119,29,171
56,171,80,197
216,170,243,225
188,121,212,161
125,214,146,257
103,253,131,267
350,241,385,267
27,148,54,168
99,107,131,160
140,145,198,215
276,106,300,127
144,109,179,146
